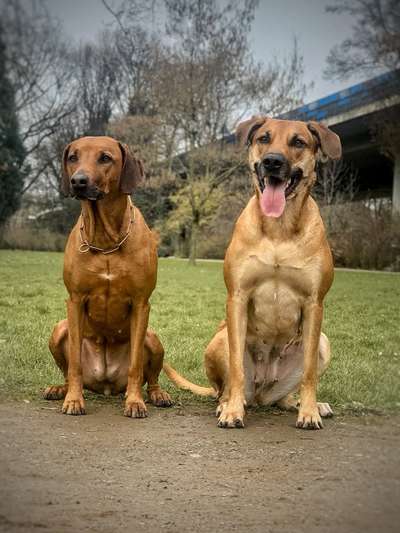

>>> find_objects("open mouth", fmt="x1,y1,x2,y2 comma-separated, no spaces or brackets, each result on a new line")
255,164,303,218
256,168,302,198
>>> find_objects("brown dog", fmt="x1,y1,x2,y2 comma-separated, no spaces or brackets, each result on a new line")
44,136,171,417
164,117,341,429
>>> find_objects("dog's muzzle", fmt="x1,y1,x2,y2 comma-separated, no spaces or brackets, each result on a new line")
70,172,104,200
254,156,303,198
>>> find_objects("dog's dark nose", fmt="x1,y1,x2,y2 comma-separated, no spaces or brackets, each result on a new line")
71,173,88,189
262,153,286,173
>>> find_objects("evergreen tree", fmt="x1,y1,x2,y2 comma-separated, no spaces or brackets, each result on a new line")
0,24,26,227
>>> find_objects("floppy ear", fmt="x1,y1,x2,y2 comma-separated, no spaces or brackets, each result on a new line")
118,142,145,194
307,121,342,160
61,143,72,197
236,115,267,148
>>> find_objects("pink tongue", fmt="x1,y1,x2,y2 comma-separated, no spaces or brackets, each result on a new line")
259,181,286,218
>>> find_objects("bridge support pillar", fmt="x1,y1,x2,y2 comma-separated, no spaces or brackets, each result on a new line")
393,152,400,214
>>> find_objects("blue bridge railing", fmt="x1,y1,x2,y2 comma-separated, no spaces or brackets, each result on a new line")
279,69,400,122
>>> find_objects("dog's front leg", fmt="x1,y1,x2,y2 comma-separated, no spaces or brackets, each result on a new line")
218,293,248,428
62,297,85,415
124,300,150,418
297,301,323,429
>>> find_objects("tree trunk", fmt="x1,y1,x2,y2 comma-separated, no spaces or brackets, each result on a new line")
188,219,199,266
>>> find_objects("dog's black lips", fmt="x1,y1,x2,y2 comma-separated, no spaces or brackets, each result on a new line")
73,188,105,201
254,163,303,197
285,168,303,197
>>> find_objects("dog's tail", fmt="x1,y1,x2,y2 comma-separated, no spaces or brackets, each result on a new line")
163,362,217,398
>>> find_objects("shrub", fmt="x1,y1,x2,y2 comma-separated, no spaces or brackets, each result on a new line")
321,200,400,271
0,224,66,252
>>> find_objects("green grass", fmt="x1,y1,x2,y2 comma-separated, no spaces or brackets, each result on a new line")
0,250,399,411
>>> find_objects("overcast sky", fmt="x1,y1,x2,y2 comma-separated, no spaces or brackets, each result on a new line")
45,0,366,103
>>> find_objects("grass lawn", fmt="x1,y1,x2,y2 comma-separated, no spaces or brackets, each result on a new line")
0,249,399,412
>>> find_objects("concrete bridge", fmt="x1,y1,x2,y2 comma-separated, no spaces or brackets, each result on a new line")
280,69,400,212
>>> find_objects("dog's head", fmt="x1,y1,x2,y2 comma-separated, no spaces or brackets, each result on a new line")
61,136,144,200
236,116,341,218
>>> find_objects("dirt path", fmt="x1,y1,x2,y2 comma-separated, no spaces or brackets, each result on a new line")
0,400,399,533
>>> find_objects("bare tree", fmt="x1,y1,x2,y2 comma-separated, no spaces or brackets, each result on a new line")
314,159,359,238
370,107,400,162
1,0,75,194
73,33,123,136
103,0,308,263
324,0,400,80
155,0,308,263
101,0,161,116
314,159,358,207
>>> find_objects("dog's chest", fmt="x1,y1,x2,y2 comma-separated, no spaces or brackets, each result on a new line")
76,256,133,330
245,244,316,341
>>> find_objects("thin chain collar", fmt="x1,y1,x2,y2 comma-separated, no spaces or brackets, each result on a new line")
79,198,135,255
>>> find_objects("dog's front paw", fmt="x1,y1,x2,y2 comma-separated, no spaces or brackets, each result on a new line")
217,401,245,429
62,393,85,416
296,405,323,430
149,388,172,408
124,397,148,418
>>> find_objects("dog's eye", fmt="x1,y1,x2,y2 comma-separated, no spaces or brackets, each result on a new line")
292,137,306,148
99,153,112,163
257,133,270,144
68,153,78,163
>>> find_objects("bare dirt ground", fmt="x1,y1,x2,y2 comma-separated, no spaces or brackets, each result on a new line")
0,400,399,533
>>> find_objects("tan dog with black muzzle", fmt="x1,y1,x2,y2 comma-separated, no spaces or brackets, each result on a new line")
44,136,171,417
164,117,341,429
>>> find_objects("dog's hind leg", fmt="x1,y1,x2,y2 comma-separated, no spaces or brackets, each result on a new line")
43,320,69,400
205,325,257,417
315,333,333,417
205,326,230,417
145,329,172,408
